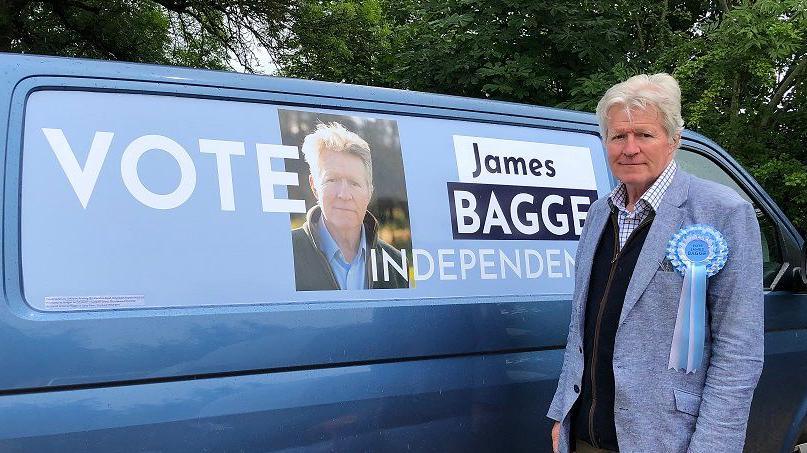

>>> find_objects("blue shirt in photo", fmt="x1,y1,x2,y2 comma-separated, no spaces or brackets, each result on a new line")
317,220,367,290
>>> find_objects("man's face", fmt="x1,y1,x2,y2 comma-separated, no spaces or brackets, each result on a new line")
605,105,677,191
310,150,372,237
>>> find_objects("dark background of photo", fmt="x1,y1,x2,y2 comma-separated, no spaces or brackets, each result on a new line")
279,109,412,252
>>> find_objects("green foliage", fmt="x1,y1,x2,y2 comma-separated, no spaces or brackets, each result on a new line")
668,0,807,233
0,0,293,70
754,157,807,232
0,1,172,63
277,0,394,84
280,0,807,235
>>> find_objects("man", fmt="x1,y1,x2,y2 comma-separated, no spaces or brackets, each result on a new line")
291,122,408,291
547,74,763,452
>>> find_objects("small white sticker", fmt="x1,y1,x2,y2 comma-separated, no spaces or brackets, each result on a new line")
44,295,146,310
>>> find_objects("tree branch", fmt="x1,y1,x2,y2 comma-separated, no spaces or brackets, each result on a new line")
635,15,644,50
153,1,273,71
760,54,807,128
729,71,742,124
180,7,243,61
62,0,100,15
45,0,135,60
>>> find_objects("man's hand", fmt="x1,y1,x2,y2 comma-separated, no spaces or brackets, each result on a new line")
551,421,560,453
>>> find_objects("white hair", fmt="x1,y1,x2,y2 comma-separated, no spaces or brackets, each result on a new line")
596,73,684,144
300,122,373,191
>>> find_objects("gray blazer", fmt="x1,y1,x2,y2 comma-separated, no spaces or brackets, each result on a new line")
547,169,764,453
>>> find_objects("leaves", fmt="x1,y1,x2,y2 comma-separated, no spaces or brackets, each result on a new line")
276,0,393,85
279,0,807,233
0,0,295,71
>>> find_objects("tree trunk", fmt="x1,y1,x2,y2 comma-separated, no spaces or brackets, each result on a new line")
730,72,741,124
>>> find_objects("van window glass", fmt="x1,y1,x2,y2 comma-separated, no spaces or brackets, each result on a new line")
20,90,613,311
676,149,783,288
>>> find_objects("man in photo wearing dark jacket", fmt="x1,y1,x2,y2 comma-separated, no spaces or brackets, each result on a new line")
292,122,408,291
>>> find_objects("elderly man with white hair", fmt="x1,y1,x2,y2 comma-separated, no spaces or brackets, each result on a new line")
291,122,408,291
547,74,763,452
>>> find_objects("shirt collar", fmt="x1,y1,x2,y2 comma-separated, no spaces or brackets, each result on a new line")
609,159,677,213
317,218,366,263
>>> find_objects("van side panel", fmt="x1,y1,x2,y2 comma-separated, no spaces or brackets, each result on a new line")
0,350,563,452
0,55,604,451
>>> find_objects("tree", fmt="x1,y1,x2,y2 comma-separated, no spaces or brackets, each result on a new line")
280,0,710,104
279,0,807,233
276,0,394,84
668,0,807,231
0,0,294,71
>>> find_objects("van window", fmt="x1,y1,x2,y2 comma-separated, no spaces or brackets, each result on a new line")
676,149,783,288
20,90,613,311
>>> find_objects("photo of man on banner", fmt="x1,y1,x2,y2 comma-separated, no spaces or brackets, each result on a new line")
281,111,411,291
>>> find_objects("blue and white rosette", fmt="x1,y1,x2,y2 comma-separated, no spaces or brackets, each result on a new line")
666,224,728,373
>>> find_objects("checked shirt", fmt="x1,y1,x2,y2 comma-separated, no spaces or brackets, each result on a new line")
608,160,677,250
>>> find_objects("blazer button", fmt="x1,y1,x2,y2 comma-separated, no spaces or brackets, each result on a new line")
573,385,580,393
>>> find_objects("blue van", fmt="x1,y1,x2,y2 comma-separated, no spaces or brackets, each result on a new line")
0,53,805,452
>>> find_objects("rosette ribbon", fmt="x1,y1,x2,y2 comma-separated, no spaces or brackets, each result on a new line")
666,224,728,373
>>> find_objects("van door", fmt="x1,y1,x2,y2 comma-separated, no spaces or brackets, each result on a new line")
676,142,807,453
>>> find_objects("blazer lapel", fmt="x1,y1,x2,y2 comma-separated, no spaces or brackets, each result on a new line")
619,170,690,326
